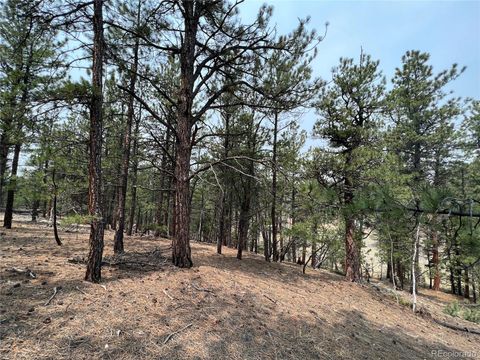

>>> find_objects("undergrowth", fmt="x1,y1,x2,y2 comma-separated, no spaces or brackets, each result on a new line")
444,301,480,324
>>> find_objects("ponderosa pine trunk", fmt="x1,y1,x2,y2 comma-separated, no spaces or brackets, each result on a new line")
432,230,441,290
464,267,470,300
3,143,20,229
237,183,252,260
3,38,34,228
155,128,171,237
263,225,270,261
42,159,49,217
343,152,360,282
85,0,105,283
52,169,62,246
127,110,140,236
217,113,230,254
472,279,477,304
0,133,9,208
113,4,140,254
171,0,198,268
271,111,279,261
172,136,193,267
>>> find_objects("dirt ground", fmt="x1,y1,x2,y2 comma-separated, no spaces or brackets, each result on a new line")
1,217,479,360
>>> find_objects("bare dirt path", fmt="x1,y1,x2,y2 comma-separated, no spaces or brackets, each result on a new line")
1,219,479,359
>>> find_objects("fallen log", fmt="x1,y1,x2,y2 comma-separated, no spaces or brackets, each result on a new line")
433,319,480,335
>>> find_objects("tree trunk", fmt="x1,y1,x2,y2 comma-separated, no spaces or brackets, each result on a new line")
432,230,441,290
464,267,470,300
343,151,360,282
85,0,105,283
301,238,306,265
447,247,456,294
344,216,360,281
3,143,21,229
113,4,140,253
217,111,231,254
172,139,193,267
237,184,252,260
472,278,477,304
127,108,140,236
170,0,199,268
31,199,40,222
263,223,270,261
155,126,171,237
271,111,279,261
0,132,9,208
52,169,62,246
311,242,317,268
41,159,50,217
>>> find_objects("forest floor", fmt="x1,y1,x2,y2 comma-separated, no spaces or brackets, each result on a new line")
1,217,479,360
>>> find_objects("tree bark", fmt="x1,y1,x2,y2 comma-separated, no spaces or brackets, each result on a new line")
113,3,141,253
85,0,105,283
237,181,252,260
171,0,199,268
343,152,360,282
3,143,21,229
432,230,441,290
52,169,62,246
271,111,279,261
464,267,470,300
127,108,140,236
0,133,9,208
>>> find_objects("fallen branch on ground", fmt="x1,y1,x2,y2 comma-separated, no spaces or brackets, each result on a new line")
433,319,480,335
263,294,277,304
163,289,174,300
163,323,193,345
7,267,36,278
191,283,214,294
44,287,59,306
75,286,87,295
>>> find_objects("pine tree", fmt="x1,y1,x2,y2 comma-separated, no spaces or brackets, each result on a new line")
314,52,386,282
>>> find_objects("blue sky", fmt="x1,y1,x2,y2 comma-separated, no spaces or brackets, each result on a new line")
239,0,480,139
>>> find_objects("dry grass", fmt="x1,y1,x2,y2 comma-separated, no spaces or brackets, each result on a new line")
1,217,479,360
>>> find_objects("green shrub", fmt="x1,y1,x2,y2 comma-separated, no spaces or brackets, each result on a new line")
444,301,480,324
444,301,461,317
61,214,93,226
462,308,480,324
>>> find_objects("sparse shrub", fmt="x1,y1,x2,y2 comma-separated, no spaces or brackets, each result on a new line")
444,301,460,317
398,297,412,307
462,308,480,324
444,302,480,324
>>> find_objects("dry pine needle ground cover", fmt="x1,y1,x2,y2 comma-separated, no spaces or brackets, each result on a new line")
1,218,479,360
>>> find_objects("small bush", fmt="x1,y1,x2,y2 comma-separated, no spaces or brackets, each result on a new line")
398,297,412,307
444,301,480,324
462,308,480,324
61,214,93,226
444,301,461,317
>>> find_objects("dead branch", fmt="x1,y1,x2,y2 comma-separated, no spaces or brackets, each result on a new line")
433,319,480,335
191,283,214,294
7,267,36,279
44,287,59,306
163,289,174,300
263,294,277,304
163,323,193,345
75,286,87,295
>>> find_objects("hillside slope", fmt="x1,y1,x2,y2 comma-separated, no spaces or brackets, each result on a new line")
1,220,479,360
